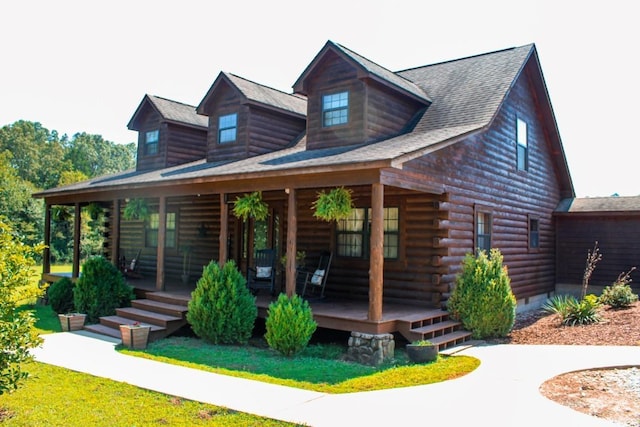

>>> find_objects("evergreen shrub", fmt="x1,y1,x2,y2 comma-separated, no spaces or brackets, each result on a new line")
74,256,135,323
187,261,257,344
265,293,317,356
48,277,75,314
447,249,516,339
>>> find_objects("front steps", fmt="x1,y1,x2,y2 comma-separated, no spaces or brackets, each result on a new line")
84,292,189,343
397,309,472,350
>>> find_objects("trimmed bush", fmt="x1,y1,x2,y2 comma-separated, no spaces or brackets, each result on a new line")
74,256,135,323
447,249,516,339
265,293,317,356
48,277,75,314
187,260,257,345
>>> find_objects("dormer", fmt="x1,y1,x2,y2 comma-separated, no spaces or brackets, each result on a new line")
293,41,431,150
127,95,208,172
197,72,306,163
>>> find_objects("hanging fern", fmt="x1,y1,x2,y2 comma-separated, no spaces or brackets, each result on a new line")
123,198,150,220
233,191,268,221
312,187,354,222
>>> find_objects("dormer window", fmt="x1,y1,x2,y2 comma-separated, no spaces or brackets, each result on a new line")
322,91,349,127
218,113,238,143
516,117,528,171
145,130,159,155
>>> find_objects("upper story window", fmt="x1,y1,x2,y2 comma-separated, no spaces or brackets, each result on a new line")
218,113,237,143
322,91,349,127
336,207,399,259
516,117,528,171
475,208,492,253
146,212,176,248
145,130,159,155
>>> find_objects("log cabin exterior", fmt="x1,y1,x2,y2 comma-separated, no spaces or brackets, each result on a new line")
34,41,576,343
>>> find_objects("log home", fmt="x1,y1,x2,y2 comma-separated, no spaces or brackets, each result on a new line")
34,41,574,349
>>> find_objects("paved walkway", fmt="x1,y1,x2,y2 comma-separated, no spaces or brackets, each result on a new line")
32,331,639,426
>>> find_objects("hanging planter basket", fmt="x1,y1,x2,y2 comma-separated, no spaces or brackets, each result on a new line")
312,187,354,222
123,198,150,221
233,191,269,221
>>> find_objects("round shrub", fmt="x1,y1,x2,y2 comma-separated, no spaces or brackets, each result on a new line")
48,277,75,314
600,283,638,308
447,249,516,339
265,293,317,356
74,256,135,323
187,260,257,344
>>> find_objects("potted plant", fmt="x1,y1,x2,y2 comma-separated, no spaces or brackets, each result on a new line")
280,250,306,270
123,198,150,220
181,244,193,285
232,191,269,221
406,339,438,363
312,187,354,222
119,322,151,349
58,312,87,332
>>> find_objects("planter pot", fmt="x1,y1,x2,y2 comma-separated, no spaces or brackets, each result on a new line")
406,343,439,363
119,324,151,349
58,313,87,332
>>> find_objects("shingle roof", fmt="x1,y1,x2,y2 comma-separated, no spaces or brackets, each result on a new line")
224,73,307,117
148,95,208,128
556,196,640,213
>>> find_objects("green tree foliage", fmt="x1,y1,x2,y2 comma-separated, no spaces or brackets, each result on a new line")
73,256,135,323
447,249,516,339
63,132,135,178
0,219,45,394
187,261,257,345
47,277,76,314
265,293,317,356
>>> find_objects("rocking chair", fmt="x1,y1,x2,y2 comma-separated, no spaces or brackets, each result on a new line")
247,248,277,295
120,249,143,279
297,251,332,300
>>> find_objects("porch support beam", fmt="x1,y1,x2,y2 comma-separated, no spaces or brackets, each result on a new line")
156,196,166,291
43,203,51,275
72,203,81,278
219,193,228,266
111,199,121,268
368,183,384,321
285,188,297,297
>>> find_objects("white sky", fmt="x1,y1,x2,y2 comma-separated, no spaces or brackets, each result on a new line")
0,0,637,198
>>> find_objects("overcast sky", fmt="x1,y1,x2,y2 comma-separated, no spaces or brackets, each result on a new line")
1,0,637,198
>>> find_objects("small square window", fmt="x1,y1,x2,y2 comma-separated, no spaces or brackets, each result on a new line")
322,91,349,127
145,130,159,155
218,113,237,143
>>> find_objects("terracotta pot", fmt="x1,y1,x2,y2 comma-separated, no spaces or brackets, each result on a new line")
119,324,151,349
406,343,439,363
58,313,87,332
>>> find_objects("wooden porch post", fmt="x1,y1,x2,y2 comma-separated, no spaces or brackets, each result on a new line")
285,188,297,297
156,196,166,291
43,203,51,275
219,193,228,266
111,199,121,267
369,183,384,321
72,203,81,278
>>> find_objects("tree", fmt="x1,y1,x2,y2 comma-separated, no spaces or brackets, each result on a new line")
0,219,45,394
63,132,135,178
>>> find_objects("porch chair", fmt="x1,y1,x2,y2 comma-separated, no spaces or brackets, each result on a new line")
297,251,332,300
247,248,277,295
121,249,143,279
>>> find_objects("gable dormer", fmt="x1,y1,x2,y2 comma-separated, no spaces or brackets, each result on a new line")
293,41,431,150
127,95,208,172
197,72,306,163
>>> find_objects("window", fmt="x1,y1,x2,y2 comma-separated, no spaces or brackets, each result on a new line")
218,113,237,143
516,118,528,171
529,217,540,250
145,130,159,155
322,91,349,127
336,207,399,259
475,209,492,253
145,212,176,248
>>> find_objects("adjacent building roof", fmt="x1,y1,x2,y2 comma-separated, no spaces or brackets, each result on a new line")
127,95,208,130
556,196,640,213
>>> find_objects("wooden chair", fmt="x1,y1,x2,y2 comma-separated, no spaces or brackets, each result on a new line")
247,248,277,295
297,251,332,300
121,249,143,279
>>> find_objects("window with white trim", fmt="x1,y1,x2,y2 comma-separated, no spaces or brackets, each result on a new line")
516,118,528,171
336,207,399,259
322,91,349,127
145,130,159,155
218,113,237,143
146,212,176,248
